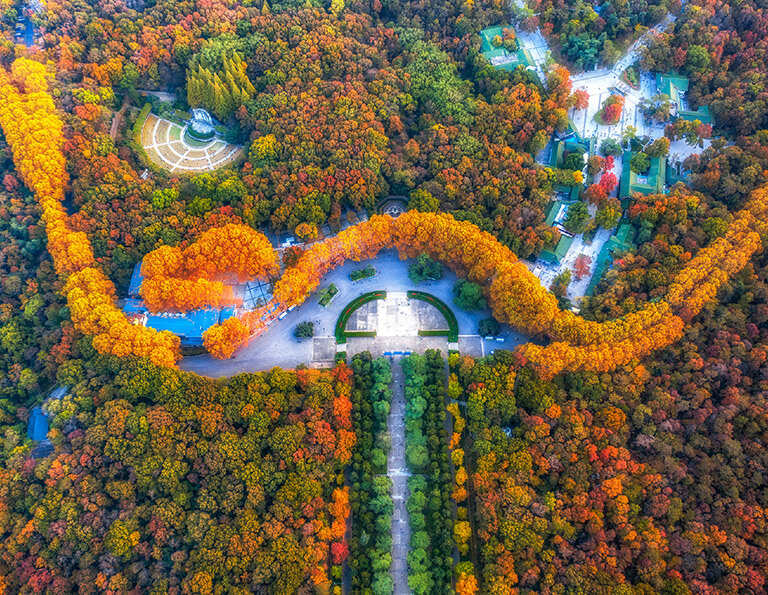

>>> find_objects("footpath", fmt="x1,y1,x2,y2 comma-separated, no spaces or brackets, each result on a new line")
388,359,411,595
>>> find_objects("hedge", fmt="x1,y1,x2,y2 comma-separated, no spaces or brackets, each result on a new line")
407,291,459,342
128,103,168,177
335,291,386,344
349,265,376,281
132,102,152,142
418,329,450,337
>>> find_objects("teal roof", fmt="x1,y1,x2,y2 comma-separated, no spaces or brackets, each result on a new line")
619,150,666,198
656,73,689,100
544,198,575,226
656,73,713,125
666,162,690,186
550,137,594,169
544,200,560,226
28,407,48,442
479,24,533,69
483,47,508,60
539,234,574,264
586,223,637,295
679,106,713,125
480,25,507,52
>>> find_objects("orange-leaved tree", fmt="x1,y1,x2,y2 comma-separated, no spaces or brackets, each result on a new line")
141,224,278,313
0,58,180,367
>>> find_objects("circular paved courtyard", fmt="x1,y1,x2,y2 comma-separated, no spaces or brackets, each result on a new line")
180,251,532,377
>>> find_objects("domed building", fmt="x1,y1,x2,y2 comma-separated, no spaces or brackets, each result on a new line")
187,108,217,142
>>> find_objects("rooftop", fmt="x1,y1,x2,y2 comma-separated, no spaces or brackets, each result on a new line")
27,406,48,442
123,299,229,347
539,234,575,265
619,150,666,199
656,73,713,125
586,222,637,295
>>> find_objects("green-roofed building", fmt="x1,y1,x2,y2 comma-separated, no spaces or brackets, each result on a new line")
479,24,534,70
666,161,691,187
549,136,596,169
586,222,637,295
619,150,666,200
539,234,575,265
655,73,714,125
544,197,575,226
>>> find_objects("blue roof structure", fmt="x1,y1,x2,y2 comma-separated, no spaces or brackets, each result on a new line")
123,300,228,347
220,307,236,322
28,406,48,441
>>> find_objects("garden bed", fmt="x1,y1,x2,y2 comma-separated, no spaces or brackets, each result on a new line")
417,329,450,337
349,265,376,281
318,283,339,307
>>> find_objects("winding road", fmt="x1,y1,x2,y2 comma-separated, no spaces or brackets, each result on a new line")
180,250,529,378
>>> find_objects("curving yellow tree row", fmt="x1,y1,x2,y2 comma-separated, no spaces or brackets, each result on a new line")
262,201,764,376
0,59,181,367
140,224,278,313
1,57,765,377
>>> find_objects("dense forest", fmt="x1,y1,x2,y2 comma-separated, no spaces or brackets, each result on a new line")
402,351,453,594
523,0,675,70
457,341,768,593
0,0,574,291
1,0,768,592
348,353,394,595
0,359,355,593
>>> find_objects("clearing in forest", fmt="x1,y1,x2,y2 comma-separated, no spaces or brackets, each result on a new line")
140,113,243,173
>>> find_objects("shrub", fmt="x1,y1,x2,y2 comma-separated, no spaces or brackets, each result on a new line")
452,280,486,311
408,253,443,283
294,321,314,338
479,318,500,337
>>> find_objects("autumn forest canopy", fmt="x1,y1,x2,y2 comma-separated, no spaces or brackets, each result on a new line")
2,0,768,593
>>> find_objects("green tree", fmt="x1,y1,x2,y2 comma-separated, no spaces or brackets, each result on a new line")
515,368,555,413
563,201,590,234
703,217,728,242
601,138,623,157
372,573,394,595
686,45,711,72
452,279,487,311
409,189,439,213
563,148,585,171
105,520,137,558
478,318,500,337
647,137,670,158
293,321,314,338
408,253,443,283
596,203,621,229
550,269,572,298
630,152,651,174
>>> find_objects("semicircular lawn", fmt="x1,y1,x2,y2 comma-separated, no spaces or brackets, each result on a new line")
2,57,767,378
334,291,387,344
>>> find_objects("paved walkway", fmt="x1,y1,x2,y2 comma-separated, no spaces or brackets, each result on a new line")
109,99,129,141
389,359,411,595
